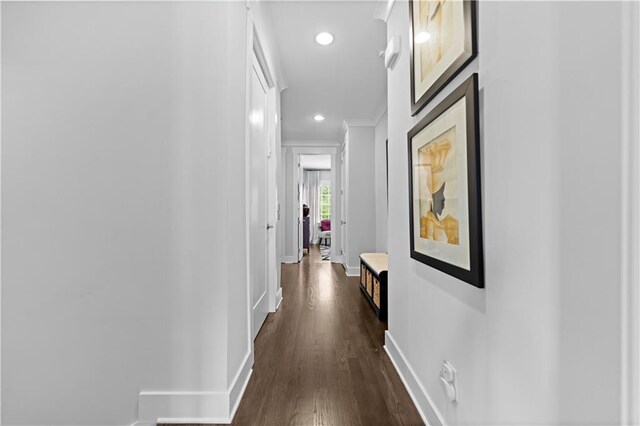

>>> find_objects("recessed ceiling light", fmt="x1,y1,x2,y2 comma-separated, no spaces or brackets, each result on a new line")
415,31,431,44
314,114,325,122
315,32,334,46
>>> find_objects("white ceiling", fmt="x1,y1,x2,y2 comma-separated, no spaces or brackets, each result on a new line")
265,1,387,141
300,154,331,170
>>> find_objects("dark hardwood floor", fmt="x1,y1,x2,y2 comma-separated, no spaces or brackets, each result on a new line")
166,245,423,426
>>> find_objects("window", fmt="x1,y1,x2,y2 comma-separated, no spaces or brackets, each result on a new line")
319,186,331,220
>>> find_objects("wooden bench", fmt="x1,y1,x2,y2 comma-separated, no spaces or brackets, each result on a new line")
359,253,388,321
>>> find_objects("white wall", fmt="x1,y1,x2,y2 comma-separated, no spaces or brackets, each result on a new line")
385,1,636,425
282,147,296,261
2,2,250,424
343,125,377,273
374,110,388,252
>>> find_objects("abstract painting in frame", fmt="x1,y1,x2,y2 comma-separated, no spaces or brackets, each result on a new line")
407,74,483,288
410,0,477,116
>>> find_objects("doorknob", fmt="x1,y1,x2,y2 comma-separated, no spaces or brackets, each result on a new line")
341,220,347,225
267,224,274,230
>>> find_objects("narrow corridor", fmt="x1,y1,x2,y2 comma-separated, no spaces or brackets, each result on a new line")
230,246,423,425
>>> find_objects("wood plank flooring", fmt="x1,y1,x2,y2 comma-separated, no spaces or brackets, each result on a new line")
165,245,423,426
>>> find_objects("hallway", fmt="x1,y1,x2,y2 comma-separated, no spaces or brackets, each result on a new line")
232,246,423,425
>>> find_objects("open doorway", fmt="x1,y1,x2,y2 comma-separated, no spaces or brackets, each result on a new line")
300,154,333,261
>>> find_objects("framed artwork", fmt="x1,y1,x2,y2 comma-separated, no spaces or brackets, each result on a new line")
407,73,483,288
386,139,389,210
409,0,477,116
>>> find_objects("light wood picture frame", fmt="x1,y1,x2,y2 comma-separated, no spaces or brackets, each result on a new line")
409,0,477,116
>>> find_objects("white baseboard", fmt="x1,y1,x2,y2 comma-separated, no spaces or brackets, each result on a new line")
384,331,444,426
281,256,298,264
344,264,360,277
139,351,253,424
228,351,253,422
275,287,283,310
138,391,228,423
155,418,229,424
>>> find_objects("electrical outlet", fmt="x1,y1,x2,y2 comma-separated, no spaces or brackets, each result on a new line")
440,361,457,402
441,361,455,382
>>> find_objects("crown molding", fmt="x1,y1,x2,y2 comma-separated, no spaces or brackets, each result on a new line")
374,104,388,127
343,119,377,127
282,139,339,147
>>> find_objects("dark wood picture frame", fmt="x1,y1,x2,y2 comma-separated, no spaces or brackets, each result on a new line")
409,0,478,116
407,73,483,288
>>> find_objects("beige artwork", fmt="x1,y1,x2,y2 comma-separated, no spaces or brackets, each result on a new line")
417,125,459,245
418,0,455,81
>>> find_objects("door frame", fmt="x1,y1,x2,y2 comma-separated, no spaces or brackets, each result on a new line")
290,147,340,262
297,156,303,261
0,6,4,418
621,1,640,423
340,142,347,269
244,11,279,351
248,50,269,341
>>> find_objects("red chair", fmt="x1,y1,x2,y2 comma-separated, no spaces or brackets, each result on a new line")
319,220,331,246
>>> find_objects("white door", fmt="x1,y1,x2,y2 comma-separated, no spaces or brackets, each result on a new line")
249,52,269,339
266,90,278,312
340,144,347,267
